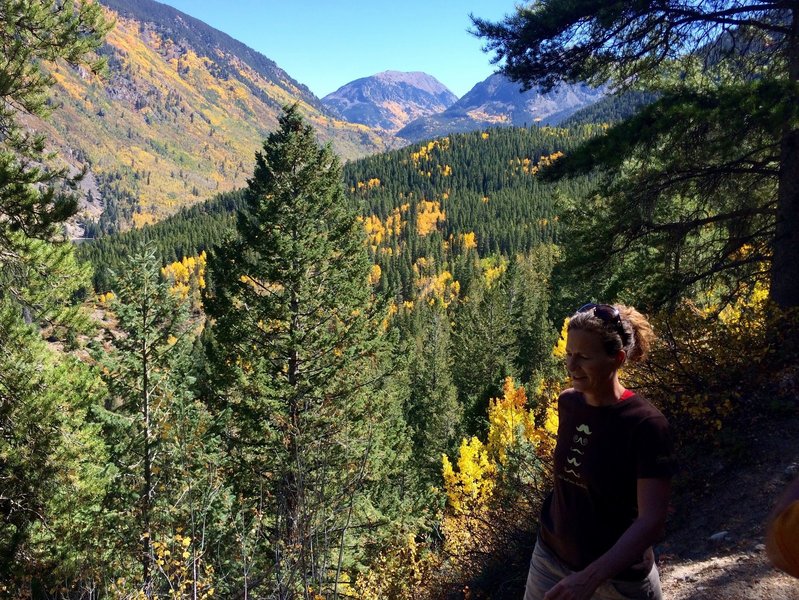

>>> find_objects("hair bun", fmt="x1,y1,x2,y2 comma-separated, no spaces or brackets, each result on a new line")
615,304,654,363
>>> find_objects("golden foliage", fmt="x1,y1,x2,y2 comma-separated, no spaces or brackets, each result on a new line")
481,256,506,287
369,264,382,286
552,317,569,360
487,377,555,465
442,437,495,516
353,534,443,600
413,258,460,307
459,232,477,251
161,252,206,309
440,376,557,572
132,212,158,228
416,200,445,236
448,231,477,253
386,204,407,235
628,281,778,440
442,376,557,514
362,214,385,248
360,205,407,250
409,138,451,165
353,177,382,193
508,151,566,176
97,291,116,304
110,533,214,599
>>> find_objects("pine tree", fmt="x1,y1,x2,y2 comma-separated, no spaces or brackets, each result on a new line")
451,272,519,435
0,3,110,582
405,303,461,488
506,247,559,384
204,105,404,599
0,0,110,246
95,246,204,597
0,236,108,592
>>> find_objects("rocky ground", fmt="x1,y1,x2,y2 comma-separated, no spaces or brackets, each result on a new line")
657,411,799,599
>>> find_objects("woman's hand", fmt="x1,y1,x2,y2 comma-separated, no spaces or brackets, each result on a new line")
543,570,600,600
544,478,671,599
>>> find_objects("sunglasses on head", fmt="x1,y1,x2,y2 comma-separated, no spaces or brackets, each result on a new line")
577,303,623,329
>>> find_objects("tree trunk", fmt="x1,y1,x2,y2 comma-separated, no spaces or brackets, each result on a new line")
142,336,153,596
771,8,799,308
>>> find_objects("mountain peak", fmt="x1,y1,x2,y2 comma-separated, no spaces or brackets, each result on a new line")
372,71,453,95
322,71,458,133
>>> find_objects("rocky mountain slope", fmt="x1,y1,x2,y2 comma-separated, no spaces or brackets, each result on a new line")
39,0,396,232
398,74,605,141
321,70,457,133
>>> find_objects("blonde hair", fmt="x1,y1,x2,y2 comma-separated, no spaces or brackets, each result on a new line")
568,303,655,363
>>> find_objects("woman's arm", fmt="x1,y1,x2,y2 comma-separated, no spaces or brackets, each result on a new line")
543,477,671,600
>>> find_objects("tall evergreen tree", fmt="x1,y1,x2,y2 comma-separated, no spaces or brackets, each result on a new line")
0,0,110,246
474,1,799,308
506,246,559,384
405,303,461,487
0,235,108,593
0,3,110,590
204,105,405,599
451,273,518,435
96,246,205,597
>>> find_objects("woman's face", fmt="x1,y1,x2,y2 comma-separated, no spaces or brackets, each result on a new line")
564,328,620,397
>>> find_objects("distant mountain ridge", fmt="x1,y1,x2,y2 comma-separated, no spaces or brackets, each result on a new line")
99,0,325,112
322,71,458,133
398,74,605,141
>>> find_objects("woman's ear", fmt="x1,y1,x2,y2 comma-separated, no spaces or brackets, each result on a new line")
615,349,627,369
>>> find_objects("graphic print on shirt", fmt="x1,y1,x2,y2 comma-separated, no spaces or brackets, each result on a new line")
563,423,591,487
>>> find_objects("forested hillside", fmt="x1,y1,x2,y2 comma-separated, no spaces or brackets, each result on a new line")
71,110,579,599
80,124,598,293
36,0,394,235
4,1,799,599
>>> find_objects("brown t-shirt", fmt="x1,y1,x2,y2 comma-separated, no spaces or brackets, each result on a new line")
539,389,675,581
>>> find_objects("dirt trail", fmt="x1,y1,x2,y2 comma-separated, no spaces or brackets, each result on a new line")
657,412,799,599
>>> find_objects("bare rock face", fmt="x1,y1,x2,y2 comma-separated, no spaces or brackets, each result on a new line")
322,71,458,133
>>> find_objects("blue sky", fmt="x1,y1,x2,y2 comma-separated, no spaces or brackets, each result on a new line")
157,0,516,98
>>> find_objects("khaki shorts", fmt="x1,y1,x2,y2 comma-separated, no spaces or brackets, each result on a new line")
524,538,662,600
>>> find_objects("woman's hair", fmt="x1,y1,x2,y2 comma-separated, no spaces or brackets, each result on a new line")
567,304,655,363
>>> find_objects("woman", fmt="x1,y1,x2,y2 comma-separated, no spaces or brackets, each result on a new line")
525,303,675,600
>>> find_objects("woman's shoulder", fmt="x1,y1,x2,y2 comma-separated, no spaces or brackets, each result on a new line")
557,388,583,406
556,389,592,419
625,392,668,421
622,393,672,440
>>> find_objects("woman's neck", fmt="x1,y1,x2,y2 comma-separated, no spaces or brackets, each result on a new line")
583,378,626,407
